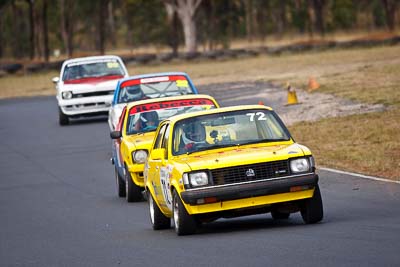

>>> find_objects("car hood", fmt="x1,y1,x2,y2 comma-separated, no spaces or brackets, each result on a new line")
175,143,308,171
60,78,120,93
124,132,156,150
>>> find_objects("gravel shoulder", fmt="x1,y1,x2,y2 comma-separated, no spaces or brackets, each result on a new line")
198,81,386,126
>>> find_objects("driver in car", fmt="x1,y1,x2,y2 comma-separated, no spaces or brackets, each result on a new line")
122,85,146,102
141,111,159,131
181,121,208,152
133,111,159,132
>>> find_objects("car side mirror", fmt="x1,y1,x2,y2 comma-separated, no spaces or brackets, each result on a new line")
52,77,60,84
150,148,165,160
110,131,122,139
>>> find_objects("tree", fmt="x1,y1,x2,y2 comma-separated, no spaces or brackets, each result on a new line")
163,0,203,53
42,0,49,61
26,0,35,59
124,0,169,51
98,0,107,55
331,0,356,30
107,0,116,48
164,1,180,55
244,0,255,42
312,0,325,36
0,0,5,58
60,0,74,57
381,0,398,31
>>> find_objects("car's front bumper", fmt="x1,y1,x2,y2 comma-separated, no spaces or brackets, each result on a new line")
57,95,113,116
181,173,318,214
127,163,145,187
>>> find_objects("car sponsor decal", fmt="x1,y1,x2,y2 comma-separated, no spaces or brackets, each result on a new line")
107,62,120,68
140,76,170,83
120,75,188,88
246,112,267,121
176,79,189,87
63,75,123,85
66,59,119,67
129,98,216,114
160,165,173,210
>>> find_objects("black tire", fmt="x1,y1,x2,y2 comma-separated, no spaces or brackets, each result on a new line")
58,107,69,126
173,190,197,236
301,184,324,224
115,166,125,198
125,167,142,202
148,192,170,230
271,210,290,220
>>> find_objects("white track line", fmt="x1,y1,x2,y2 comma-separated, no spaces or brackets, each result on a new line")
319,167,400,185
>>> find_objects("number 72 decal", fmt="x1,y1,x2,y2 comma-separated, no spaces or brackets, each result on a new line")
246,112,266,121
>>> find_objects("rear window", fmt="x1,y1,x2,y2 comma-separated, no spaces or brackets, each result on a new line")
117,75,196,104
126,98,216,135
63,59,125,81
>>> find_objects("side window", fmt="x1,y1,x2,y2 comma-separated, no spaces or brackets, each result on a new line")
116,106,127,132
161,124,170,158
153,124,167,150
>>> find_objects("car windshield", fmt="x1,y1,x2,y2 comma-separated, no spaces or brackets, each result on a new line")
126,98,217,135
117,76,195,104
62,60,125,81
172,109,291,155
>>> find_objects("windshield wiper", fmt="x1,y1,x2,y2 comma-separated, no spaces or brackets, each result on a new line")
186,143,237,155
238,138,289,146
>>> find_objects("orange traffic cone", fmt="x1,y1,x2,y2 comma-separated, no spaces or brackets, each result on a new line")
286,83,299,105
308,77,320,92
258,100,264,105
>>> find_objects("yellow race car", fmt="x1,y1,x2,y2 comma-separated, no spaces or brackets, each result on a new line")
110,94,219,202
145,105,323,235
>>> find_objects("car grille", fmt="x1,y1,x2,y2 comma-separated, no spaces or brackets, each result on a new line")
64,102,108,111
211,160,290,186
73,90,114,98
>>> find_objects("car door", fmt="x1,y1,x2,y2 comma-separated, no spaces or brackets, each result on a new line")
147,123,168,206
157,123,173,212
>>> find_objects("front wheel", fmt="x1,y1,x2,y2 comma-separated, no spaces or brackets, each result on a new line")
58,107,69,126
125,168,142,202
149,192,170,230
301,185,324,224
173,190,197,236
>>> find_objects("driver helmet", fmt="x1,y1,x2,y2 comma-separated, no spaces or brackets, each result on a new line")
124,85,144,100
142,111,159,126
182,121,206,144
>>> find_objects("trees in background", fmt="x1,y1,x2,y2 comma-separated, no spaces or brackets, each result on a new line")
162,0,203,53
382,0,398,31
0,0,399,60
60,0,74,57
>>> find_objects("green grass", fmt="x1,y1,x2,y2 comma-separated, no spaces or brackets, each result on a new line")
289,108,400,179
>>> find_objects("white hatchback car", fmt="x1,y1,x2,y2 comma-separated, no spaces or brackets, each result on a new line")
52,55,129,125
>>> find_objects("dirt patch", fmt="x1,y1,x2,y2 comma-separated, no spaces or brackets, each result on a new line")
198,81,386,126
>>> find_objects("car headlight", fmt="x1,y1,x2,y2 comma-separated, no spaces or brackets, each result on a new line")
62,91,73,99
132,150,148,164
290,158,310,173
184,171,209,187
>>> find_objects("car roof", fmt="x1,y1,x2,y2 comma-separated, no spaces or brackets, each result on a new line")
125,94,220,111
63,55,123,65
165,105,274,123
112,72,199,105
118,72,190,84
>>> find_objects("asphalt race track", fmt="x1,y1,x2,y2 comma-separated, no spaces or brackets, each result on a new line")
1,96,400,267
